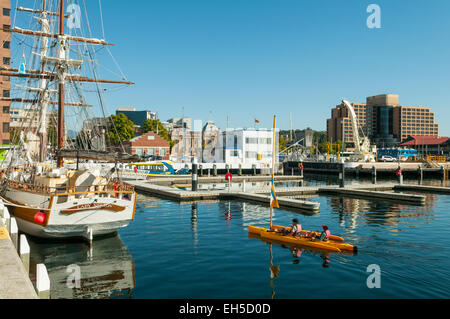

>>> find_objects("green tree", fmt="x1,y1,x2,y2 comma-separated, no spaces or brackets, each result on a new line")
142,119,175,148
108,113,135,144
279,135,287,152
319,141,332,154
336,140,345,153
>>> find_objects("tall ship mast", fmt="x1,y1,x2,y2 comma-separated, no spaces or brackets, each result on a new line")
0,0,138,241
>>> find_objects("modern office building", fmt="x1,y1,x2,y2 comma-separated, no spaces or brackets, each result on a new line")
116,107,156,128
326,94,439,148
0,0,11,144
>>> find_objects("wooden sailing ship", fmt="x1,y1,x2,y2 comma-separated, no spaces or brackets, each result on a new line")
0,0,138,241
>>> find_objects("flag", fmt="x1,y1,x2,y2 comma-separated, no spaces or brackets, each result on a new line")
270,178,279,208
18,53,26,75
254,118,260,124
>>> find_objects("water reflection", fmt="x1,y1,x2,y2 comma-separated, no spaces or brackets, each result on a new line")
191,203,198,247
28,234,135,299
269,243,280,299
327,196,436,232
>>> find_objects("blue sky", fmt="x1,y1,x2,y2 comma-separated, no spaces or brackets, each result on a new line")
15,0,450,134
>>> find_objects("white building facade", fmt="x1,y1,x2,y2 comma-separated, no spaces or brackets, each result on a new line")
213,128,278,168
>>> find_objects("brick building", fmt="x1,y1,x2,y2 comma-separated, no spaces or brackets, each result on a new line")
123,131,170,160
0,0,11,144
327,94,439,148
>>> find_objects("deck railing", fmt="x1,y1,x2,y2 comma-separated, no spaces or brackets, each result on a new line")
5,179,134,196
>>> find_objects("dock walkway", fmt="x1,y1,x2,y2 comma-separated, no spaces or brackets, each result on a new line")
129,180,320,212
0,220,37,299
128,180,437,212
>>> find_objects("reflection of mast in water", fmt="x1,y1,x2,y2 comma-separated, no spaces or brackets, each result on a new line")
269,243,280,299
337,197,358,231
225,202,232,221
191,203,198,247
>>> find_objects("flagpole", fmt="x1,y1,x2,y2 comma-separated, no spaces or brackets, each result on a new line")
270,115,277,229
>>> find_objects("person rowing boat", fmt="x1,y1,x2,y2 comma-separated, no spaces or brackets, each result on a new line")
306,224,331,241
274,218,302,237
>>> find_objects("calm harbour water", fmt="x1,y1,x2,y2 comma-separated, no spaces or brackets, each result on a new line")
28,176,450,299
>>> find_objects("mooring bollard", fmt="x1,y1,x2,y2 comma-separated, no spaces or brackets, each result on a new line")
372,165,377,184
20,234,30,274
192,158,198,192
36,264,50,299
10,217,18,252
418,165,423,184
396,165,403,184
339,163,345,188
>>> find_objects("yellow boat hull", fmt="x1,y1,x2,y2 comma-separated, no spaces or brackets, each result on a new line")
248,226,356,253
249,224,345,242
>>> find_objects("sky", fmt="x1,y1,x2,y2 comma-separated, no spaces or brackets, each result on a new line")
12,0,450,134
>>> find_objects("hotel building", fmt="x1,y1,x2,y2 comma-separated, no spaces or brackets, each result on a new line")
326,94,439,148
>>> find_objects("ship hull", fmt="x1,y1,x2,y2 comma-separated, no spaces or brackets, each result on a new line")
15,218,131,240
3,186,137,241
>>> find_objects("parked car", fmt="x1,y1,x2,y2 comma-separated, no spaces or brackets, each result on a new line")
380,155,396,162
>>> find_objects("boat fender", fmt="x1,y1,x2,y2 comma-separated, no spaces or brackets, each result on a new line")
34,211,46,224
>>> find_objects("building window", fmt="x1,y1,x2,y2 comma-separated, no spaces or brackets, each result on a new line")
3,90,10,97
3,8,10,16
160,148,166,156
3,41,10,49
3,57,10,65
2,122,9,133
3,106,9,114
2,139,9,145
